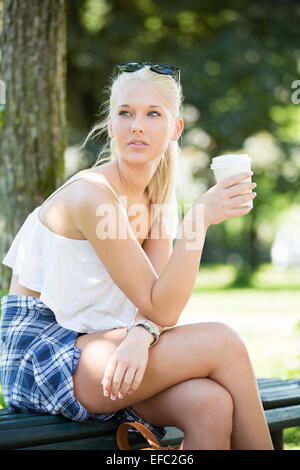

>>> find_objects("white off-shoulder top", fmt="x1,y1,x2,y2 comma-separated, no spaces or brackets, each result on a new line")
2,173,137,333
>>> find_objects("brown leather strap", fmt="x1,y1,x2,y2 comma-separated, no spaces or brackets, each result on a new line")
116,421,176,450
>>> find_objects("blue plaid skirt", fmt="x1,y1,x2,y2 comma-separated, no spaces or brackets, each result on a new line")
0,295,167,441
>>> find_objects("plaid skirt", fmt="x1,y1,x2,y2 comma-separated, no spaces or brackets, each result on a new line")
0,295,167,441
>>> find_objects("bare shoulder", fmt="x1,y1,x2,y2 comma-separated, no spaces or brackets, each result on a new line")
70,166,125,237
70,165,119,208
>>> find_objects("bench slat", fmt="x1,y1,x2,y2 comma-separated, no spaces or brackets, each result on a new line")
258,378,300,388
0,418,120,450
257,378,286,386
261,390,300,409
1,378,300,450
265,405,300,431
17,435,119,450
0,413,69,429
19,426,184,450
260,384,300,393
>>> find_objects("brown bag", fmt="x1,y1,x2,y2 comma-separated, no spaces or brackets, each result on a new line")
116,421,177,450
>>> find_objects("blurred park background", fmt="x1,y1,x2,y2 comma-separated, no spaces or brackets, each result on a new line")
0,0,300,449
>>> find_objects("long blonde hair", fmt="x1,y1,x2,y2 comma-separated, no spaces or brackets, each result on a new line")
79,65,184,239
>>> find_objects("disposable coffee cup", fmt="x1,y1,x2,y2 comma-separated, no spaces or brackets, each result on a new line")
210,154,253,209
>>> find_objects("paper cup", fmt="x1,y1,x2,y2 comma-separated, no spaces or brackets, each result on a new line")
210,154,253,208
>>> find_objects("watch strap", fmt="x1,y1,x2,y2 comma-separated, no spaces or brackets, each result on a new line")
127,320,160,347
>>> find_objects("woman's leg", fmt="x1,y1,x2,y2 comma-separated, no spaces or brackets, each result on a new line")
73,321,274,450
130,377,233,450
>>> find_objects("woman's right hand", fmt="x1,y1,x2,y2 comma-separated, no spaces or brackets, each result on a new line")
197,171,257,229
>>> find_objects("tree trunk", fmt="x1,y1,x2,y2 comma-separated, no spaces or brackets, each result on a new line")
0,0,66,291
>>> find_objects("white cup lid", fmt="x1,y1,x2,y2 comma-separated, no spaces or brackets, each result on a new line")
210,154,252,169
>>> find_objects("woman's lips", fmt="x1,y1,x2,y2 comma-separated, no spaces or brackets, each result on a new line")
128,142,148,148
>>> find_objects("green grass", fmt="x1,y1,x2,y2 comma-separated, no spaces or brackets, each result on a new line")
193,263,300,291
1,263,300,449
284,427,300,450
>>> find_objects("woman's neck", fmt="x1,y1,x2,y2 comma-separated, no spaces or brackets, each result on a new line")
114,157,157,202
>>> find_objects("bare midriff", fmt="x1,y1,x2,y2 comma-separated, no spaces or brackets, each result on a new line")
8,274,41,298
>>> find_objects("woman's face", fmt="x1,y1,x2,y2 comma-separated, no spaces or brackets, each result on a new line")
109,79,182,165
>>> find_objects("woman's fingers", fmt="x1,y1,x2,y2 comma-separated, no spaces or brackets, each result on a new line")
101,334,150,400
109,362,128,399
118,366,138,398
130,367,146,393
230,206,252,217
196,171,256,227
102,357,118,398
103,365,139,400
117,364,147,398
228,192,256,207
225,181,256,198
103,360,139,400
221,171,253,189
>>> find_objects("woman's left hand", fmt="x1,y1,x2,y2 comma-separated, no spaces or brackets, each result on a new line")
101,326,153,401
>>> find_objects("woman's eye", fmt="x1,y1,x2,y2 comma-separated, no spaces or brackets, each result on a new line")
118,110,160,117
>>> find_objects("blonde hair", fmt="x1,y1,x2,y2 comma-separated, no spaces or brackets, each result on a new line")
79,65,184,239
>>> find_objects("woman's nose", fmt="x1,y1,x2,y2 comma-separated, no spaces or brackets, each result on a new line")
130,117,145,133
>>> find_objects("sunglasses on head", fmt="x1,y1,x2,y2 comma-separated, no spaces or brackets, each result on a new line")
115,61,180,83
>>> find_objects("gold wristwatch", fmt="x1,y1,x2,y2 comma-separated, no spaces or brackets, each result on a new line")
126,319,161,347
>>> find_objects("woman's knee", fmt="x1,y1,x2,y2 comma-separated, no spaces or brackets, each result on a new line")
212,322,251,365
174,378,233,433
203,382,233,430
195,378,233,421
194,380,234,442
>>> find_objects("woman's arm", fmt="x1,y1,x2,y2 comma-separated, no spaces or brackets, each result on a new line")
73,172,253,328
131,308,168,334
130,227,174,334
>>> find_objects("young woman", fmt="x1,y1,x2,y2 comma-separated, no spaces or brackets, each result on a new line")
0,62,273,450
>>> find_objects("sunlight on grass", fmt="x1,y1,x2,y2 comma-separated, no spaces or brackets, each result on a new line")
184,288,300,317
252,264,300,289
181,289,300,377
194,264,236,289
194,263,300,291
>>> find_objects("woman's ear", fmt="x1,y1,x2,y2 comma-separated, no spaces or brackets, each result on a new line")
108,115,113,138
171,117,184,141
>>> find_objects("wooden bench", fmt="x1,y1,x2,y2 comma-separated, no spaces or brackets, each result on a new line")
0,378,300,450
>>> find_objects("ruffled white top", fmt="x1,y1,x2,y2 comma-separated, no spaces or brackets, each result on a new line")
2,174,137,333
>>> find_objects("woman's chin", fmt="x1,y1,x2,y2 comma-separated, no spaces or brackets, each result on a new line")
121,151,155,163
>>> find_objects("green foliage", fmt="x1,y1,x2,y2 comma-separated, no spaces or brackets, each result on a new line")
66,1,300,269
67,0,300,155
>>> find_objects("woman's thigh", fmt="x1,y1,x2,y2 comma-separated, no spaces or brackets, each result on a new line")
73,321,243,414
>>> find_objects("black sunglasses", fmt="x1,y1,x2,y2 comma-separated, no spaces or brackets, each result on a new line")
115,61,180,83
